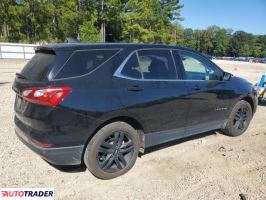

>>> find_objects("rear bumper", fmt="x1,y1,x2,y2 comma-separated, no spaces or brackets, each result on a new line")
15,126,84,165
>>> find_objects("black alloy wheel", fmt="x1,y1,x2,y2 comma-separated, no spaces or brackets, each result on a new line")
84,122,140,179
97,132,134,172
233,107,249,131
222,100,252,137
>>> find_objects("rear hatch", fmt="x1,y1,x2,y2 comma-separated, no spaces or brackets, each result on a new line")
13,48,56,92
13,47,71,147
13,48,57,115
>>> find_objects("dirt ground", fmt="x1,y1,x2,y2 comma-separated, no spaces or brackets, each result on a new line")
0,59,265,200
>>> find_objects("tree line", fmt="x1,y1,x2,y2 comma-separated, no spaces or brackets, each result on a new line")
182,26,266,58
1,0,265,57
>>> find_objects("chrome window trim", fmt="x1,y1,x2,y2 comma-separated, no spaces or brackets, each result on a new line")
113,48,182,82
136,51,144,79
114,51,135,77
113,48,224,82
114,72,222,82
170,49,179,78
53,48,122,81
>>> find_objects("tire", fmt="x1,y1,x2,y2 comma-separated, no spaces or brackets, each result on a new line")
222,100,253,137
84,121,140,179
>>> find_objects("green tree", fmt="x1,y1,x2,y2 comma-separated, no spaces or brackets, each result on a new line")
230,31,253,56
80,19,100,42
256,35,266,57
199,28,214,54
121,0,183,43
0,0,266,59
212,28,231,56
182,28,196,49
0,0,16,41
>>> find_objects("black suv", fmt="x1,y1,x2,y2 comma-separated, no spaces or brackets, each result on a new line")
13,43,257,179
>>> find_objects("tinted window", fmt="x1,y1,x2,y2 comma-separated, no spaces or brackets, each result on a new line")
121,49,177,80
20,52,55,81
121,53,142,79
179,51,221,80
56,49,119,79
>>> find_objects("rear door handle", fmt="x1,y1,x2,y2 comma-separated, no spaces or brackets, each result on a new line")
191,85,201,91
127,85,144,91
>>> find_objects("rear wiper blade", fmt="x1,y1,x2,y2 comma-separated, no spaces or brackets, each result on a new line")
15,73,27,80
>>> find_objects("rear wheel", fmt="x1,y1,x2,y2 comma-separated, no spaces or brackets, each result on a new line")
222,100,252,137
84,122,140,179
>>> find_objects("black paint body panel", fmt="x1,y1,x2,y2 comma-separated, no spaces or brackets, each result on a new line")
12,43,257,165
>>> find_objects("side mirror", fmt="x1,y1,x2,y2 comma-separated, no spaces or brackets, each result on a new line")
223,72,232,81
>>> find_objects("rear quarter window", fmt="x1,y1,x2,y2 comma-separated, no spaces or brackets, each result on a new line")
20,52,55,81
56,49,119,79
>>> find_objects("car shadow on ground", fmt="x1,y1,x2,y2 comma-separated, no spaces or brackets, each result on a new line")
49,131,217,173
47,162,87,173
0,82,10,85
142,131,215,155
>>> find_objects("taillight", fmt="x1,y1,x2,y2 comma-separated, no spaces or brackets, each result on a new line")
19,86,72,107
32,139,53,148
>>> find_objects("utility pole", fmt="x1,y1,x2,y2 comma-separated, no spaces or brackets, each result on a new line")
77,0,81,40
100,0,106,42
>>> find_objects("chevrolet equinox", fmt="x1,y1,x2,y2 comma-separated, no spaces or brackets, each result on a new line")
13,43,257,179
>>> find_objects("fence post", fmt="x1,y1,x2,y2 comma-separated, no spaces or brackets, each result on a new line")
23,46,25,59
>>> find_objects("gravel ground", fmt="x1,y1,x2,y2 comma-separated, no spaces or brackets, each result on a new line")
0,59,265,200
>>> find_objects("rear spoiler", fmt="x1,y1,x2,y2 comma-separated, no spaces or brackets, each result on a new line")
34,37,80,53
34,46,56,54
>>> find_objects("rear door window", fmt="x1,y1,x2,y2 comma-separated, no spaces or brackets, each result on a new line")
120,49,177,80
56,49,119,79
138,50,177,80
20,52,55,81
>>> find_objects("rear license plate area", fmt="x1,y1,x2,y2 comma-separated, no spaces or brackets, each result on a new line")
15,95,27,112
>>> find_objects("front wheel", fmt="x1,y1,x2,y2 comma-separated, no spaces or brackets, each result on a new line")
222,100,253,137
84,122,140,179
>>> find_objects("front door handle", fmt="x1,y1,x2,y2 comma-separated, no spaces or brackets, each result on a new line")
127,85,143,91
191,85,201,91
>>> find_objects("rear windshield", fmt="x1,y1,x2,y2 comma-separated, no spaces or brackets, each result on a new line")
20,52,55,81
55,49,119,79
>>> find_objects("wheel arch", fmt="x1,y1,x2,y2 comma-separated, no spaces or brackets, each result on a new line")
241,95,255,114
81,115,145,165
